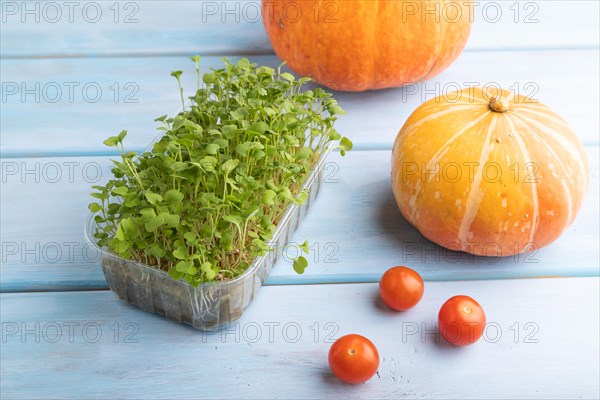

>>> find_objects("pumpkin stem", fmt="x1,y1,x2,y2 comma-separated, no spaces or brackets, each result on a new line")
489,96,509,113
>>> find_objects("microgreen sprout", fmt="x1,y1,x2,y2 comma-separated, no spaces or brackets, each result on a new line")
90,57,351,287
170,70,185,111
190,55,201,91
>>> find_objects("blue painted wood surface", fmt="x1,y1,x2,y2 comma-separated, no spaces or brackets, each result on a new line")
1,278,598,399
1,1,599,398
2,148,599,292
2,50,599,157
1,1,598,58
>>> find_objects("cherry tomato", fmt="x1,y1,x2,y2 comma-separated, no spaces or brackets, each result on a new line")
379,266,424,311
328,334,379,384
438,295,486,346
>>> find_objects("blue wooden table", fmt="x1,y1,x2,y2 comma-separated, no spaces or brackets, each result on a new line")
1,1,599,398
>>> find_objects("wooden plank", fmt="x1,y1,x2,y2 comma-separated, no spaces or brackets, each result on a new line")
0,55,280,157
0,0,272,58
1,278,598,399
468,0,599,51
2,147,598,292
1,1,598,58
271,147,600,284
2,50,598,158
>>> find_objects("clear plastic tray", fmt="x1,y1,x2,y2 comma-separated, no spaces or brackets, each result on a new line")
84,144,332,330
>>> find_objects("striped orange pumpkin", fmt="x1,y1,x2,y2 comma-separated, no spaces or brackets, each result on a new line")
262,0,472,91
391,87,589,256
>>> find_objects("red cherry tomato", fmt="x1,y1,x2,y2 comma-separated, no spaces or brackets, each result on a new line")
438,295,486,346
328,334,379,384
379,266,424,311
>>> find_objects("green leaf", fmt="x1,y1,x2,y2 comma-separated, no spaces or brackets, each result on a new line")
237,58,251,68
281,72,295,82
186,265,198,275
124,197,141,208
293,256,308,274
111,186,129,196
279,187,294,202
220,231,234,251
139,208,156,219
244,208,259,221
236,143,249,157
160,212,180,228
202,73,215,84
184,231,198,244
191,156,217,172
262,107,276,117
88,203,102,213
212,138,228,147
118,130,127,141
180,119,203,132
231,109,245,120
102,136,119,147
170,70,182,79
171,162,188,172
329,105,345,115
295,190,309,205
250,122,269,134
299,240,309,254
144,214,164,232
173,247,188,260
175,260,191,272
204,268,216,280
120,217,136,234
221,159,239,173
144,192,163,205
328,129,341,141
200,262,212,273
206,143,220,155
168,268,184,281
164,189,184,204
115,224,125,241
224,214,242,229
296,147,313,160
107,203,120,215
147,244,165,258
339,136,353,156
261,190,276,206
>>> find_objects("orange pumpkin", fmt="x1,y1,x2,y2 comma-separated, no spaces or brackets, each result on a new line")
391,87,589,256
262,0,473,91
